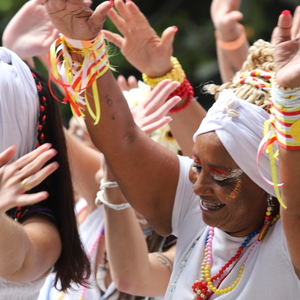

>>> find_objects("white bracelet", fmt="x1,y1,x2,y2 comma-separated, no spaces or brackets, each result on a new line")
272,83,300,110
95,190,131,210
100,179,119,190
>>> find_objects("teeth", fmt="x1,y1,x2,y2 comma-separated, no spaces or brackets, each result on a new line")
202,201,225,210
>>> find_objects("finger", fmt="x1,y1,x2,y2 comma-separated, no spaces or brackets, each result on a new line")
15,192,50,207
0,146,16,167
102,30,124,48
275,10,293,45
90,1,112,32
8,144,52,172
139,95,181,129
19,149,58,179
117,75,129,91
125,0,151,30
161,27,176,52
291,6,300,39
107,6,128,36
141,117,172,135
114,0,135,26
270,27,279,45
143,80,180,113
224,11,243,24
22,161,59,192
128,75,138,89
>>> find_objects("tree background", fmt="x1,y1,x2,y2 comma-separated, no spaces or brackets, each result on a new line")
0,0,298,124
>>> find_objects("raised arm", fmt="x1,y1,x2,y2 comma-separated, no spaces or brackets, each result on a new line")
44,0,182,235
2,0,59,67
0,144,61,282
273,11,300,278
103,0,206,157
210,0,249,83
101,159,175,296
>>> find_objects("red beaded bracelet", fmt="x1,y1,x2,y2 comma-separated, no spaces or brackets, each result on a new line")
169,78,194,113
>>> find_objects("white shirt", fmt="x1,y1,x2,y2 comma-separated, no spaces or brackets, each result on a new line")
164,155,300,300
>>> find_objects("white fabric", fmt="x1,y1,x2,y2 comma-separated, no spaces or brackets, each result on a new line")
0,276,47,300
38,199,105,300
0,47,39,161
193,89,277,197
165,156,300,299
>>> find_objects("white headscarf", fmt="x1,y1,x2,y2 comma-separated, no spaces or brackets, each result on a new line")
193,89,277,197
0,47,39,161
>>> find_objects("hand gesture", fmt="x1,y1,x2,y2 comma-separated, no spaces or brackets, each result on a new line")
0,144,59,214
2,0,59,61
102,0,177,77
117,74,138,91
210,0,243,40
274,11,300,88
271,6,300,45
44,0,111,40
131,80,180,134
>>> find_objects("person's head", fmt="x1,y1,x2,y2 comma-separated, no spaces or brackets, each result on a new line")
0,47,90,290
191,40,278,236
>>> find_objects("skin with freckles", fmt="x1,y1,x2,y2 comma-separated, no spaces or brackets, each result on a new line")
189,131,271,237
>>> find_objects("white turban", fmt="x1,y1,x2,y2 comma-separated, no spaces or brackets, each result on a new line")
193,89,277,197
0,47,39,161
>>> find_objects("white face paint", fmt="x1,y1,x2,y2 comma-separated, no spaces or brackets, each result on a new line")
212,168,243,182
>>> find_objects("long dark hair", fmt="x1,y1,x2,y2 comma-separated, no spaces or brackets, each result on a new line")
30,68,91,291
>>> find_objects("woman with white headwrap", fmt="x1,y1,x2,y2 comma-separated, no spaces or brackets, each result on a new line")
44,0,300,299
0,47,91,299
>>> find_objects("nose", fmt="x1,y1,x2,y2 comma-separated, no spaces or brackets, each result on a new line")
189,168,213,196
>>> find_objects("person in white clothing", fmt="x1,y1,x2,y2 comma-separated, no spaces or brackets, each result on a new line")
44,0,300,299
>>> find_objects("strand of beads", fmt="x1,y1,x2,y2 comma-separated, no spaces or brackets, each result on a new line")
192,227,261,300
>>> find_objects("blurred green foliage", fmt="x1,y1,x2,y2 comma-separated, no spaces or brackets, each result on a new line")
0,0,298,120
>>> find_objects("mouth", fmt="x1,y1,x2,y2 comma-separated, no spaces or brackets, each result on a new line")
200,200,225,211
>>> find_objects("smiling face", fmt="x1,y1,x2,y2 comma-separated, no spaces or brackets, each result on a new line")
189,131,268,237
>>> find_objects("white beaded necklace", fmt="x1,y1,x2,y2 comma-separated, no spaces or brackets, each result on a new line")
167,236,201,300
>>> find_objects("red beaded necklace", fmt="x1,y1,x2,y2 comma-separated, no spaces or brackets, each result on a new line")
192,210,280,300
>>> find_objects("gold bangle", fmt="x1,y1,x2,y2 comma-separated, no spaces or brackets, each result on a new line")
215,24,247,51
142,57,185,88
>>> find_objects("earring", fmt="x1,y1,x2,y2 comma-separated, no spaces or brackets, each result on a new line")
258,195,280,241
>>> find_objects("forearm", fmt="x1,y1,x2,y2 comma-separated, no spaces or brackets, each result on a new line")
278,149,300,278
84,70,178,234
0,214,31,277
103,188,151,292
215,27,249,83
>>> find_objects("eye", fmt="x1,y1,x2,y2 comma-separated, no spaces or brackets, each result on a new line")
192,161,202,174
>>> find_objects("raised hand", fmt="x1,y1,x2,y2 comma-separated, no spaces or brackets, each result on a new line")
0,144,59,213
274,11,300,88
272,6,300,44
117,74,138,91
210,0,243,41
2,0,59,61
131,80,181,134
103,0,177,77
44,0,111,40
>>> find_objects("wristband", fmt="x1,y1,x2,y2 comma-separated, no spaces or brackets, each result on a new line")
64,32,102,49
215,24,247,51
100,179,119,190
95,190,131,210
